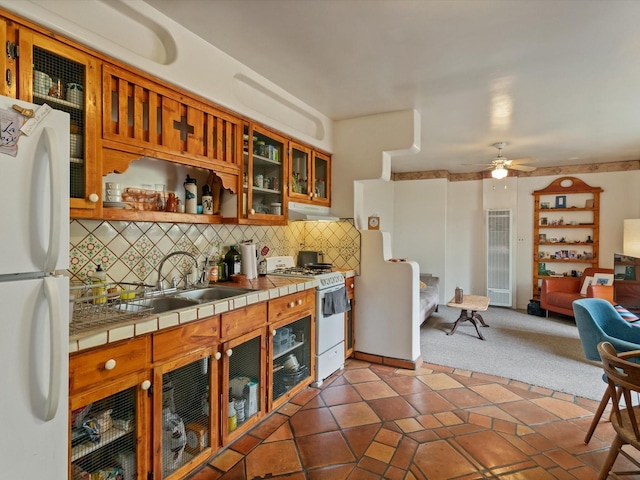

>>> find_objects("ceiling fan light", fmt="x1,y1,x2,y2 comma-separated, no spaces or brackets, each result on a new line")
492,166,508,179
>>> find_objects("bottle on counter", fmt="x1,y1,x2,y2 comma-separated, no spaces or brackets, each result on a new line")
90,264,107,304
208,256,219,283
218,255,228,282
225,245,242,277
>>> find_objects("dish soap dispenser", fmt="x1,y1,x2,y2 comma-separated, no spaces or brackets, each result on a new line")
90,265,107,304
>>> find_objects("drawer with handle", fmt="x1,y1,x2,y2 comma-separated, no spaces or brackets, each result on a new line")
268,289,314,323
69,337,150,394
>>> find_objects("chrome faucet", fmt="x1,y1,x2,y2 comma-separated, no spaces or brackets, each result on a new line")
156,251,198,292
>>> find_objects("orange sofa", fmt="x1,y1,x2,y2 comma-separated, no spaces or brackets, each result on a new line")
540,267,614,317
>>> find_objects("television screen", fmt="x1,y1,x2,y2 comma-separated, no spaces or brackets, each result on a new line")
614,253,640,314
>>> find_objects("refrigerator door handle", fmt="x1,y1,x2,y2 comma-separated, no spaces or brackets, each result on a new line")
43,276,61,421
42,127,61,274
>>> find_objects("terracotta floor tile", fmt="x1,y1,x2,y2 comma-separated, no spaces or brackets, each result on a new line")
244,440,302,478
413,439,479,480
364,440,395,463
296,431,356,469
417,372,465,390
187,363,617,480
330,401,381,428
289,406,339,436
342,368,380,384
321,384,363,406
384,375,433,395
374,427,403,447
500,399,561,425
332,428,375,461
367,395,420,421
470,383,524,403
353,379,399,400
404,390,456,414
531,397,593,420
307,464,355,479
208,448,244,472
439,386,494,408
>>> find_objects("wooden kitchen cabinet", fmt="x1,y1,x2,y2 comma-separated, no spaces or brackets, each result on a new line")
69,338,151,480
152,348,219,480
288,141,331,206
345,277,355,358
268,294,315,410
240,123,287,225
17,26,102,216
221,328,267,444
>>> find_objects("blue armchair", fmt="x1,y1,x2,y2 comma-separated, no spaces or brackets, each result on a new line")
572,298,640,443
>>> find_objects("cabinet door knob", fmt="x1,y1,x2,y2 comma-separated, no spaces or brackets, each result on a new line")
88,193,99,203
297,299,302,305
271,329,276,336
350,283,354,288
289,302,295,308
140,380,151,390
214,351,222,360
226,348,233,357
104,359,116,370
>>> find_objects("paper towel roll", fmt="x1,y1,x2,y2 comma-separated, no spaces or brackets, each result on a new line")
240,243,258,279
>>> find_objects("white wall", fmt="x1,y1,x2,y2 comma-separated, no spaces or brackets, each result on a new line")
393,178,447,302
1,0,333,153
392,170,640,310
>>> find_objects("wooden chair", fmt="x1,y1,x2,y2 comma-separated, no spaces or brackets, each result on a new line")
597,341,640,480
573,298,640,444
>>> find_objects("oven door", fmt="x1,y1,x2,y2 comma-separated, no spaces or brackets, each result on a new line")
316,285,346,354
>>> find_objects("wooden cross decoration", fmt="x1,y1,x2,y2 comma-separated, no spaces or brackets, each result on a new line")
173,115,194,141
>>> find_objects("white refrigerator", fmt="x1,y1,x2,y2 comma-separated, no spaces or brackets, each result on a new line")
0,96,70,479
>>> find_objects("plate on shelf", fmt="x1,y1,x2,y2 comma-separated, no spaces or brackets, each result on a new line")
103,201,127,208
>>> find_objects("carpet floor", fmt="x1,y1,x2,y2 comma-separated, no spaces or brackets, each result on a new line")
421,305,607,401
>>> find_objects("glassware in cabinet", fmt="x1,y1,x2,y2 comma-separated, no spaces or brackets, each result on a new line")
241,124,285,223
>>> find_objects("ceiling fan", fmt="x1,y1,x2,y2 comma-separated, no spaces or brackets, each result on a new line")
476,142,536,179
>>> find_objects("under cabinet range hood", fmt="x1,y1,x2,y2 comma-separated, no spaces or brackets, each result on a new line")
288,201,340,222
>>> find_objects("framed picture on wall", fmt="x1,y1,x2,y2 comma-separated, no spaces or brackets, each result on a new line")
538,233,547,242
540,217,548,226
540,201,550,209
555,195,567,208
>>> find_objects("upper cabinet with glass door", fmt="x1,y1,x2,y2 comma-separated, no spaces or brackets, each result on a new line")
18,28,101,216
288,141,330,207
240,124,286,224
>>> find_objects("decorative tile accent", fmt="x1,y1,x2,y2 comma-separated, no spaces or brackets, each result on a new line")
69,219,361,284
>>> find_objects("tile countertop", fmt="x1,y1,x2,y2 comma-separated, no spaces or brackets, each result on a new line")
69,275,318,354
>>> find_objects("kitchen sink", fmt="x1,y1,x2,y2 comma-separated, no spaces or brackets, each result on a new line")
176,285,256,302
116,295,200,314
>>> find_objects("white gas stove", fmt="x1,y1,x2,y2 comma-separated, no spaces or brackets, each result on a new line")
265,256,345,289
265,256,346,386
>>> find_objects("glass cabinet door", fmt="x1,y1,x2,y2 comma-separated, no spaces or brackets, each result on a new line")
288,142,311,201
312,150,331,205
241,124,285,223
153,349,216,480
19,29,100,214
270,315,312,409
222,329,266,443
70,372,150,480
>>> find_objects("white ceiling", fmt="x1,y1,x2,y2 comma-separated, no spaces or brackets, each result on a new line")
144,0,640,174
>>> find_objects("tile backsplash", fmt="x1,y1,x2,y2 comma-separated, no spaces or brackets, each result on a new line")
69,219,360,285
